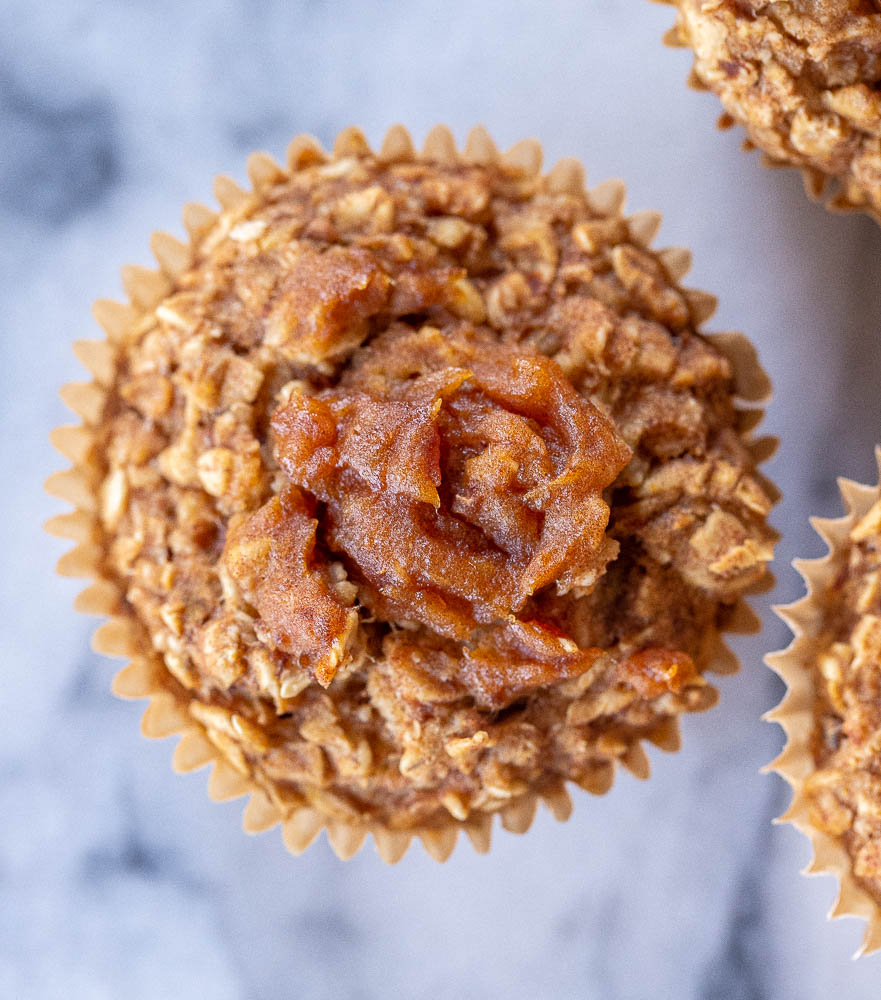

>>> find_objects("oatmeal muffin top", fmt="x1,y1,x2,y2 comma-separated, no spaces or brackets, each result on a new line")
802,491,881,905
75,128,775,846
667,0,881,220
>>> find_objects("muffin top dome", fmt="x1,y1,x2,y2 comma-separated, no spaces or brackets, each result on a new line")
667,0,881,220
65,127,776,850
799,486,881,906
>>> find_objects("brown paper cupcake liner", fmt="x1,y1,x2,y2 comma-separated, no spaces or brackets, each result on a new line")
46,123,776,863
765,448,881,956
655,1,881,226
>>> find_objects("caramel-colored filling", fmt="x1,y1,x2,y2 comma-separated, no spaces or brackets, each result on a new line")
226,325,638,708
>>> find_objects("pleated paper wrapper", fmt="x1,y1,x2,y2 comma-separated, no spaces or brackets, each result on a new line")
766,449,881,957
46,123,776,863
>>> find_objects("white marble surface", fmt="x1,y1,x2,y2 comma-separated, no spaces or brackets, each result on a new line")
4,1,881,996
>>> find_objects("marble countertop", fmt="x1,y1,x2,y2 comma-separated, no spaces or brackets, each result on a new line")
4,1,881,996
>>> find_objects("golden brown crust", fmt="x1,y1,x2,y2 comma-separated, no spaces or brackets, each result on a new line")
52,128,776,849
768,457,881,954
801,495,881,905
667,0,881,220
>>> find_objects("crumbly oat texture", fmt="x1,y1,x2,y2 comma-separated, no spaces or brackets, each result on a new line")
665,0,881,220
804,493,881,906
60,128,776,852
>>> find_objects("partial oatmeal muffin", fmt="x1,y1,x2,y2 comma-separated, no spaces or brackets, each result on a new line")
662,0,881,221
47,125,776,861
769,451,881,955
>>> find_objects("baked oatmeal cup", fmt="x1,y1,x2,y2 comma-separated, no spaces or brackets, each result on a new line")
769,449,881,955
660,0,881,222
47,125,777,861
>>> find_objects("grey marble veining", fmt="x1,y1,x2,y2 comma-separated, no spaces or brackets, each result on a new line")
3,1,881,997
